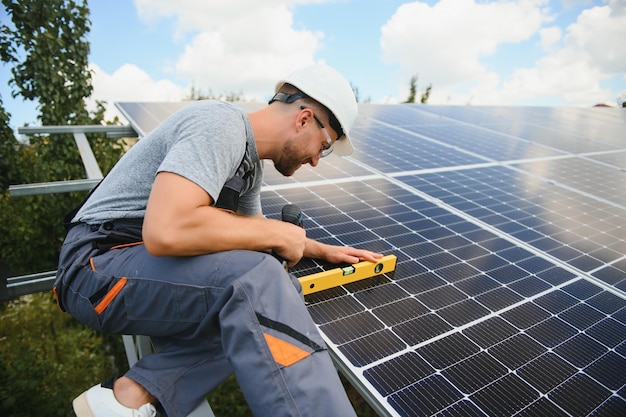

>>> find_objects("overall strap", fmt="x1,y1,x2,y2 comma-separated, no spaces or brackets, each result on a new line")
215,144,252,213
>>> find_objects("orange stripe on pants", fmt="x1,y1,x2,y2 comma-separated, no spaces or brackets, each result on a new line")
94,277,127,315
264,333,311,367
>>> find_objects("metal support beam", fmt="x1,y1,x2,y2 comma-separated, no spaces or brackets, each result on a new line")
8,124,130,196
9,178,100,196
0,271,56,301
18,125,137,138
73,132,104,180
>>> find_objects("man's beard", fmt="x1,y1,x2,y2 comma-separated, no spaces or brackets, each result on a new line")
274,136,305,177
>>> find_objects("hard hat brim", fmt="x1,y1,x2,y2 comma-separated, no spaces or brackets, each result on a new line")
332,133,354,156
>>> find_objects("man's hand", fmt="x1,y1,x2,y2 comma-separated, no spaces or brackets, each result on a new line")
270,221,307,266
305,239,383,265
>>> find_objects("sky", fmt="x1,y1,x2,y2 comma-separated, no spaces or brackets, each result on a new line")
1,0,625,130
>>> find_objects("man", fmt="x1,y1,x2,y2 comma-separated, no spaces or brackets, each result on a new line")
56,64,381,417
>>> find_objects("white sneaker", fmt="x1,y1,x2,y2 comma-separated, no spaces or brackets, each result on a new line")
73,379,157,417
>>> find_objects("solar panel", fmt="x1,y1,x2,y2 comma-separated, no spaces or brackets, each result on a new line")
116,101,626,417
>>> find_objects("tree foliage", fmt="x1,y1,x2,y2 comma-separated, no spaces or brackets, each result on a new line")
2,0,87,188
404,73,432,104
0,2,127,414
2,0,92,125
187,85,245,102
0,96,18,191
405,75,418,104
0,0,125,275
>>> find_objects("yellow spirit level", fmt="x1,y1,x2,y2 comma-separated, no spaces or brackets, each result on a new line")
298,254,397,295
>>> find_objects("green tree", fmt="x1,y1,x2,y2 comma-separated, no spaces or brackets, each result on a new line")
0,2,129,415
421,83,432,104
0,96,18,190
404,73,432,104
187,85,245,102
405,75,418,103
0,0,125,274
2,0,92,125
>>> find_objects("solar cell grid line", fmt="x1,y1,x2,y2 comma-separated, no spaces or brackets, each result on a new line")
402,124,565,162
405,104,513,125
414,105,625,153
117,102,626,417
396,165,626,285
417,105,626,139
358,111,571,171
117,102,190,136
513,126,619,154
117,101,267,138
260,180,626,417
348,125,487,172
520,107,626,147
584,149,626,170
357,103,450,127
511,157,626,208
592,258,626,292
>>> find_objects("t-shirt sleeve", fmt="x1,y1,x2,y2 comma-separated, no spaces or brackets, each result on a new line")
157,104,246,203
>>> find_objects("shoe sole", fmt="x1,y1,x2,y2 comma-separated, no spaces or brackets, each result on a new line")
72,392,95,417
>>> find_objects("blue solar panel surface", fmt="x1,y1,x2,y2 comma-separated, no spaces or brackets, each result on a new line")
117,101,626,417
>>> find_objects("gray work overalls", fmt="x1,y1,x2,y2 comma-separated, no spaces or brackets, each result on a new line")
54,161,357,417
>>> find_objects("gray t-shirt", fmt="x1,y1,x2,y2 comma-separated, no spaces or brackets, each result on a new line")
75,101,263,224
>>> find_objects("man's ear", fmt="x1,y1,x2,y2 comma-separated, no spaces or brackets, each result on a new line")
295,107,312,131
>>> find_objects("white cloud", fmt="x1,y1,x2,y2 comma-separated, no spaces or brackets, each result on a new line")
134,0,324,32
380,0,625,106
89,0,329,120
538,26,562,51
87,0,624,113
480,48,608,104
490,0,626,106
133,0,324,100
88,63,188,122
381,0,551,88
90,63,187,101
174,4,320,100
565,0,626,73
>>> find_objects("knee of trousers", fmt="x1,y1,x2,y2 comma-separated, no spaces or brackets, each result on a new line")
218,251,326,368
212,251,306,325
222,250,302,296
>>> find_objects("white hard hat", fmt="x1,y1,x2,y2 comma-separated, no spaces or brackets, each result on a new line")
274,64,358,156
